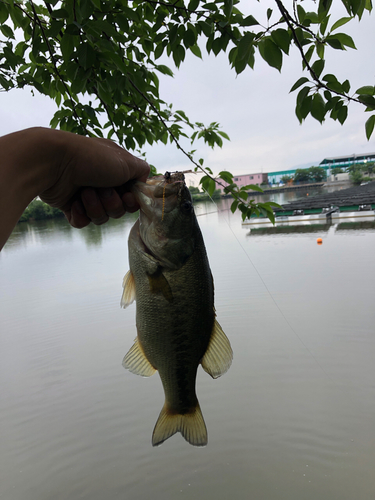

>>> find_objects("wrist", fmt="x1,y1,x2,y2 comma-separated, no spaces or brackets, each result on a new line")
0,127,65,249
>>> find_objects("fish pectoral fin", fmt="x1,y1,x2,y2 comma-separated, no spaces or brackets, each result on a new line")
152,402,207,447
201,318,233,379
147,270,173,303
122,338,156,377
120,270,136,309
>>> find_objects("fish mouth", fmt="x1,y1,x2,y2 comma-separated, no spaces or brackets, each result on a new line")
131,172,187,204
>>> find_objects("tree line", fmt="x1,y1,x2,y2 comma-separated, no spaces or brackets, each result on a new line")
280,163,374,185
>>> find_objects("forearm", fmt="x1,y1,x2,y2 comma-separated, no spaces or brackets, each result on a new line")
0,127,62,250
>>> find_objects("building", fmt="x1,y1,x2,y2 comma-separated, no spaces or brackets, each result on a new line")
267,169,298,184
216,172,268,191
320,153,375,170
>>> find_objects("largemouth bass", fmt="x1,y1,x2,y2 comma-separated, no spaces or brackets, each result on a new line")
121,172,232,446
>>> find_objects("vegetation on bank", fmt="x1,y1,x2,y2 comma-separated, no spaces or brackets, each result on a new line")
188,186,221,201
280,163,375,186
19,199,65,222
18,186,220,223
280,166,327,185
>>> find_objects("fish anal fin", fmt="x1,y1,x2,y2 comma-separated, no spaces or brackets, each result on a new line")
147,270,173,303
201,318,233,379
120,270,136,309
122,338,156,377
152,402,207,447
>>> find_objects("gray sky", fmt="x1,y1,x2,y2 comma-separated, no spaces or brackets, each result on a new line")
1,1,374,178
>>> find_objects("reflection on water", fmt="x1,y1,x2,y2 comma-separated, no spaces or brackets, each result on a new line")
6,211,140,251
336,220,375,232
2,187,375,500
247,223,332,235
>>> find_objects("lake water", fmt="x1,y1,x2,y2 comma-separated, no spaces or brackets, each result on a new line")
1,187,375,500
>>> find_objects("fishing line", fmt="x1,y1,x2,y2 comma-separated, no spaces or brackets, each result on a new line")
198,187,333,382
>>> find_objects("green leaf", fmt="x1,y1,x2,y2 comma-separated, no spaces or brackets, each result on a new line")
342,79,351,93
356,86,375,95
337,105,348,125
297,86,311,106
223,0,233,19
217,131,230,140
318,0,333,17
330,16,353,31
173,44,185,68
290,77,310,93
365,114,375,139
183,28,196,48
237,32,255,61
296,86,312,122
332,32,356,49
311,59,325,78
77,43,96,69
322,74,344,93
60,33,75,60
0,5,9,24
188,0,200,10
243,184,264,192
238,190,248,201
325,36,344,50
51,9,69,19
316,41,325,59
230,200,239,213
1,24,14,39
190,43,202,58
310,93,326,123
297,4,306,22
156,64,174,77
207,178,216,197
271,29,291,55
358,94,375,108
258,38,282,72
199,21,213,37
241,15,259,27
303,45,315,69
319,13,330,35
219,171,233,183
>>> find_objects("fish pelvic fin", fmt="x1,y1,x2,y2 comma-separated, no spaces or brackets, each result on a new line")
201,318,233,379
120,270,136,309
152,402,207,447
122,338,156,377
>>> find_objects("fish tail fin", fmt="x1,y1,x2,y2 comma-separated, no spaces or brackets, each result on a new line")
152,402,207,447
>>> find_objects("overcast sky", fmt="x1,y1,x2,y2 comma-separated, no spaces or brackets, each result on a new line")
1,0,374,179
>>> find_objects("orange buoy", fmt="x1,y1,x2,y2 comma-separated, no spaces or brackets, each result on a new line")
317,238,323,244
306,193,309,196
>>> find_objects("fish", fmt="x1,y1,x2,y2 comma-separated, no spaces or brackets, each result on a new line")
121,172,232,447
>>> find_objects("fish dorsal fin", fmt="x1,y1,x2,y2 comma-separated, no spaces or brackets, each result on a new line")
201,318,233,379
120,270,136,309
122,338,156,377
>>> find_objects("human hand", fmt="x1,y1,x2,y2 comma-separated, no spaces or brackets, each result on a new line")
0,127,150,250
39,131,150,228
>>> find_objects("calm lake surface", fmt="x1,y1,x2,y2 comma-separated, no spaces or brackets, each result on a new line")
1,186,375,500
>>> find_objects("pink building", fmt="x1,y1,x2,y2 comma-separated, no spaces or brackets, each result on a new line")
216,173,268,191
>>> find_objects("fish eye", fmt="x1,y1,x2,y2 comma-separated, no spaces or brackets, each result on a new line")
181,201,193,213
